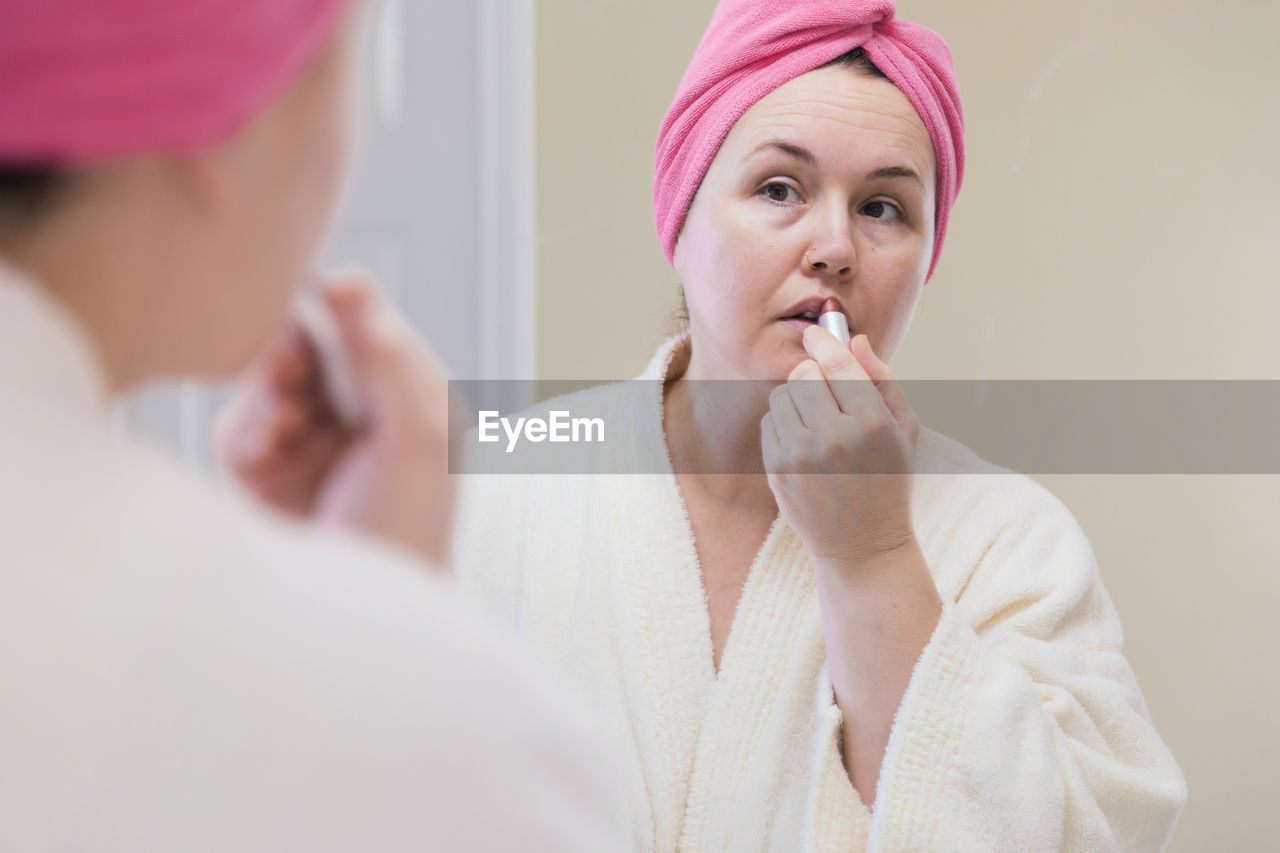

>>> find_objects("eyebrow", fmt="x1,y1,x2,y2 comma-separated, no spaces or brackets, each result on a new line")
866,165,924,186
745,139,924,186
745,139,816,165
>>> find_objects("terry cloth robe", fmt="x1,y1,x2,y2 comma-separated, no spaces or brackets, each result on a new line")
0,262,622,853
454,334,1187,853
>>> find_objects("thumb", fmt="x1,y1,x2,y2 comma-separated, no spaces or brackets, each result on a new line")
322,271,451,444
324,273,413,409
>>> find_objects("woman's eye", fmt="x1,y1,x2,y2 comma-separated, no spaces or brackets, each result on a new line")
862,200,903,221
760,182,799,203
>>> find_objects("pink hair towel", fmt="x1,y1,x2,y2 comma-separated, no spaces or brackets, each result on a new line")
654,0,964,280
0,0,350,163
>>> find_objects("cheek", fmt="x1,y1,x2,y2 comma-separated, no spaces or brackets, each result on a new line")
855,233,930,358
317,58,360,199
676,203,779,323
674,210,726,320
865,267,925,359
290,93,351,240
276,35,360,254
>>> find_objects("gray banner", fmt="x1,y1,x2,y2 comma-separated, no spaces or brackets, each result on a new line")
448,380,1280,475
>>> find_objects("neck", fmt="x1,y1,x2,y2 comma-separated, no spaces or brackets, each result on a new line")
5,236,151,397
0,177,201,397
662,340,778,510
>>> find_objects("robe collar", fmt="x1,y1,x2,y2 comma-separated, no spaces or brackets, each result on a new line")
615,331,862,845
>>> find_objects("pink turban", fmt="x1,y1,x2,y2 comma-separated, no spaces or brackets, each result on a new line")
654,0,964,281
0,0,350,164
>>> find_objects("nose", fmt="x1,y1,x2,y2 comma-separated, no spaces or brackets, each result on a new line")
802,202,857,278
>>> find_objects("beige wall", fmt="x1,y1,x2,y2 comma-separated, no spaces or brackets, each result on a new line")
536,1,1280,849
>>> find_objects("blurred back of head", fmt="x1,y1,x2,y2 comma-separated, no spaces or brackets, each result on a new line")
0,0,363,387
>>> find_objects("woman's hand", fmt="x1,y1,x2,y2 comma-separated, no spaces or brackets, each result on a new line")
761,324,920,571
765,326,942,806
215,272,456,568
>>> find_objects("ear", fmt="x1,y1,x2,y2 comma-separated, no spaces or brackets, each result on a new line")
166,146,231,217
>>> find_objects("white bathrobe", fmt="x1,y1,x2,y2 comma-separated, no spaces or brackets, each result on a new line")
454,335,1187,852
0,263,621,852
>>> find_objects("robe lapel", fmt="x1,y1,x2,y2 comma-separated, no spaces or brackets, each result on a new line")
603,347,717,845
621,335,873,850
678,521,836,850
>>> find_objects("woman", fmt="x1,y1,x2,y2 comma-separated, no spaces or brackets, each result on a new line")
451,1,1187,850
0,1,618,850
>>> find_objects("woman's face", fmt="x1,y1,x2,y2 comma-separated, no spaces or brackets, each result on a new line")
673,64,937,382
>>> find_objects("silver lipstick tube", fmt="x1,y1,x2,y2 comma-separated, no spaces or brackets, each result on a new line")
819,310,850,346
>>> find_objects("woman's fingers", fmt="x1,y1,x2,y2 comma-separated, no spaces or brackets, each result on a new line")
268,326,315,394
262,395,320,456
761,410,781,449
214,381,269,475
799,326,918,448
769,381,806,435
250,426,347,513
801,324,879,416
326,276,446,413
785,358,842,427
217,270,459,567
759,410,781,474
218,386,326,480
215,320,349,505
850,334,919,447
315,270,458,566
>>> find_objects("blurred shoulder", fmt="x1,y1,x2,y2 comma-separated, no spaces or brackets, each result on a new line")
2,430,621,850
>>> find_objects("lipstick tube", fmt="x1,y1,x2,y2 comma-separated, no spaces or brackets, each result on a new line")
296,285,366,428
818,298,850,346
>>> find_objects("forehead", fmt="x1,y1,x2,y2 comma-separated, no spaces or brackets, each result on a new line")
722,65,936,183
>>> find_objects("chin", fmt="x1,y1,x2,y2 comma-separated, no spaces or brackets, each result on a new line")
742,350,806,384
758,330,811,381
204,312,287,380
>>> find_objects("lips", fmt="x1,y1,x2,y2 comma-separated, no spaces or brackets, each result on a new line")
780,296,849,325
